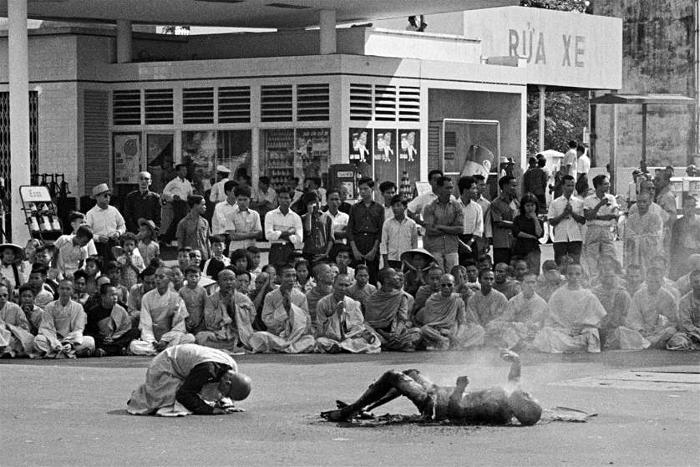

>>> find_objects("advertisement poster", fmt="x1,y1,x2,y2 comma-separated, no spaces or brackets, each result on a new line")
146,133,174,193
113,133,141,184
398,130,420,193
374,128,397,187
349,128,372,178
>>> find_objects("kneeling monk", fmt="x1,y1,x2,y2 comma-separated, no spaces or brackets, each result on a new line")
321,349,541,426
127,343,251,416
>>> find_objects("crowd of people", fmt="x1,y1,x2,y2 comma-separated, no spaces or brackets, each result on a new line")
1,152,700,359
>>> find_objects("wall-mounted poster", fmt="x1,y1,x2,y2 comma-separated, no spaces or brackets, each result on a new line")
399,130,421,194
297,128,330,180
374,128,397,187
349,128,372,178
113,133,141,184
146,133,174,193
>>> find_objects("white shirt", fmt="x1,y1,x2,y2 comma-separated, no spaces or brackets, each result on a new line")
459,198,484,237
583,193,618,228
548,194,585,243
227,208,262,251
86,205,126,238
212,200,240,235
380,216,418,261
477,196,492,239
54,234,90,278
253,187,278,207
577,154,591,175
209,179,229,203
325,210,349,244
563,149,578,179
264,208,303,249
162,177,193,202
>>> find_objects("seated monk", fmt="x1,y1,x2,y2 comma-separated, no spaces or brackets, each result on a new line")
127,343,251,416
535,260,565,302
533,263,607,353
591,255,632,348
486,273,546,350
315,273,380,354
305,262,335,333
414,273,484,350
0,284,43,357
411,267,443,319
248,264,315,353
129,267,195,356
33,279,95,358
346,264,377,311
492,262,521,300
195,269,256,352
607,266,677,350
321,349,541,426
667,269,700,351
467,269,508,327
673,255,700,297
85,284,140,357
364,267,422,352
127,267,157,327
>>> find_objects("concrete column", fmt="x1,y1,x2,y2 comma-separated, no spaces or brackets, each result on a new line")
609,104,617,193
8,0,30,245
319,9,337,54
538,85,546,152
116,19,132,63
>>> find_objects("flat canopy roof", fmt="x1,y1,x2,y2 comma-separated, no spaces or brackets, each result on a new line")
589,93,696,105
0,0,517,28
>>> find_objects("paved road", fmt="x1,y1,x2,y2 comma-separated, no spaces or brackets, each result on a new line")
1,349,698,466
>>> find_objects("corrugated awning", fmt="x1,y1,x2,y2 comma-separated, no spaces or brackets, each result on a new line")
589,93,695,105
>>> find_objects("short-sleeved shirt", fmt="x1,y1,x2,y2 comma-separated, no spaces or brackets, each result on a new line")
54,234,89,278
548,195,585,243
491,196,519,249
583,193,618,228
422,198,464,254
563,149,578,179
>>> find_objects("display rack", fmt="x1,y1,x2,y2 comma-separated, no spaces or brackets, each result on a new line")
19,185,63,243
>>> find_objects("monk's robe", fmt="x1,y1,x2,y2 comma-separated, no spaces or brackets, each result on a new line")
249,288,315,353
592,280,632,347
33,299,95,357
364,288,422,351
674,273,692,297
414,293,484,350
533,287,607,353
486,292,547,349
85,302,138,355
455,284,474,309
127,343,239,416
306,285,332,332
179,285,208,334
411,285,439,319
606,285,678,350
127,283,148,325
466,288,508,326
0,302,42,357
623,209,663,272
493,280,521,300
315,295,380,354
129,288,195,356
195,291,256,352
347,282,377,311
667,292,700,350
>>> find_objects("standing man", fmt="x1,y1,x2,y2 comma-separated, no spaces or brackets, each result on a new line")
562,140,578,181
209,165,232,204
407,169,443,225
472,174,492,258
86,183,126,261
224,186,262,252
548,175,586,265
379,181,397,220
491,176,519,266
380,195,418,270
348,178,384,285
252,175,277,234
264,187,303,270
124,171,161,233
162,163,194,243
324,189,349,244
457,176,483,266
522,157,548,211
575,145,590,195
423,176,464,273
583,175,619,275
176,195,211,260
654,169,678,259
211,180,239,250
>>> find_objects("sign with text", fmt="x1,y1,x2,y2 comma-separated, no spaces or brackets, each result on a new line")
463,7,622,89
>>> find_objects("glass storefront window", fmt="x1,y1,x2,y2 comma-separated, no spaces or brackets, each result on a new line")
181,130,251,193
146,133,174,193
262,128,330,191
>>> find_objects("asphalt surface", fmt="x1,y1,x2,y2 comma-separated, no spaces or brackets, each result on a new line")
1,349,698,466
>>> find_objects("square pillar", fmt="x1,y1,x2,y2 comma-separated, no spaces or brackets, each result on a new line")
319,10,337,54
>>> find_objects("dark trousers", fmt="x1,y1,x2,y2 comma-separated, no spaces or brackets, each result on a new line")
353,234,380,285
95,328,140,356
164,200,188,242
553,241,583,266
493,247,512,266
458,234,480,266
94,237,119,262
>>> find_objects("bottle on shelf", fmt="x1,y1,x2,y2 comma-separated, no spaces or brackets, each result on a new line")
51,216,62,231
29,216,40,233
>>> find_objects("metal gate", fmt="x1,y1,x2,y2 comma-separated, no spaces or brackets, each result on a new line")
0,91,39,241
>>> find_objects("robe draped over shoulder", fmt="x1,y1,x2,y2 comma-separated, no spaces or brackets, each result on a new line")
315,295,380,354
